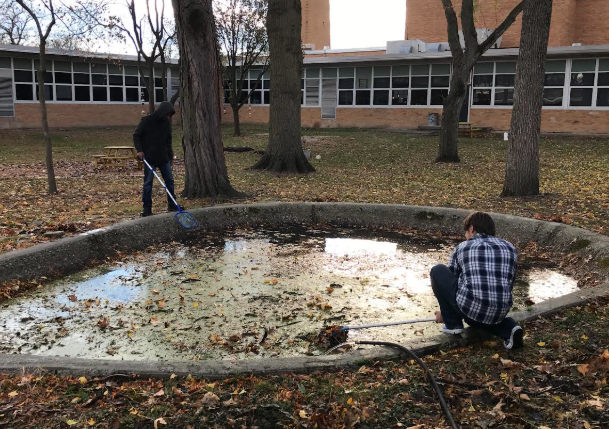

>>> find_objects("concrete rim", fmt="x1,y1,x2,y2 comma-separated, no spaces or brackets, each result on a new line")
1,202,608,378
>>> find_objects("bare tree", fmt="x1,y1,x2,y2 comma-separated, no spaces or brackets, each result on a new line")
172,0,242,198
14,0,108,194
251,0,314,173
503,0,553,196
0,0,34,45
215,0,268,136
437,0,525,163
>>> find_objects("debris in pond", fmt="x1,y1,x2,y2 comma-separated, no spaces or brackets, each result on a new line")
316,325,349,349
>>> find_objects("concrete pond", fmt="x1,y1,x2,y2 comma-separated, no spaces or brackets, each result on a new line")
0,203,608,377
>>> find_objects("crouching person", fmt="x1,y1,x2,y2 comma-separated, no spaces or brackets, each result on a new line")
430,211,524,350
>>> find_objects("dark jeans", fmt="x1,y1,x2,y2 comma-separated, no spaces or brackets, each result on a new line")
430,264,518,341
142,161,177,210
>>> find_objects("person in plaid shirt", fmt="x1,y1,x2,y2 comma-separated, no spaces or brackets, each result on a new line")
430,212,524,350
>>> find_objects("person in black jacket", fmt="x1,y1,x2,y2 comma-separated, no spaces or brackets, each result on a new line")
133,101,177,217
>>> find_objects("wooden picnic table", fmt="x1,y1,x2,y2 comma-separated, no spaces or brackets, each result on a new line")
94,146,143,169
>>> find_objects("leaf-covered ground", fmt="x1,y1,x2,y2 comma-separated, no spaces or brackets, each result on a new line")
1,125,608,428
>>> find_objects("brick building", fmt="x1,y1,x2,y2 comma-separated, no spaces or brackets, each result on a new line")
1,1,609,133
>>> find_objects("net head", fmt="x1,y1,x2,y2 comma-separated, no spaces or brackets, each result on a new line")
175,211,199,229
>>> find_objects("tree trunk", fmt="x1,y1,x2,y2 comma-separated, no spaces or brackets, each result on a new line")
437,70,468,163
250,0,314,173
37,43,57,194
502,0,553,196
231,102,241,136
172,0,242,198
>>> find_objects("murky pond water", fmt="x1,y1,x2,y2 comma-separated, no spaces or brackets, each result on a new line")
0,228,578,361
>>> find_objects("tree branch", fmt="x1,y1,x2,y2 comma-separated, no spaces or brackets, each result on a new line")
478,0,526,54
439,0,463,60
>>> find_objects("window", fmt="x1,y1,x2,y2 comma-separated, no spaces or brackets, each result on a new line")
75,86,90,101
410,64,429,105
472,62,493,106
543,60,565,106
355,67,372,105
110,87,124,102
373,66,390,106
596,59,609,107
93,86,107,101
391,65,409,105
305,68,320,106
430,64,450,105
56,85,72,101
36,85,53,101
570,59,595,107
338,67,354,106
494,62,516,106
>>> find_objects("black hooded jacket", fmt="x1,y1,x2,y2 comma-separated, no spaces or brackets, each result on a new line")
133,101,176,166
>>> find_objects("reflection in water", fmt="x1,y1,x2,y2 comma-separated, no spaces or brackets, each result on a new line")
0,228,579,361
526,269,578,303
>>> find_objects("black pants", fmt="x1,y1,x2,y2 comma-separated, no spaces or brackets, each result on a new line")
142,161,177,210
430,264,518,341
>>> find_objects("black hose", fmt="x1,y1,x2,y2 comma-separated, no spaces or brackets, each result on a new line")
356,340,459,429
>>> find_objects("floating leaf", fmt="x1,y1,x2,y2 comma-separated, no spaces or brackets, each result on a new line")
537,341,546,347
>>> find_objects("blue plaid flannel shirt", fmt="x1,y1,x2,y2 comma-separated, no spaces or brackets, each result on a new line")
448,233,518,325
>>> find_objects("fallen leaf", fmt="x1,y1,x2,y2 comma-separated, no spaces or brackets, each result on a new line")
537,341,546,347
68,294,77,302
87,418,96,426
299,409,308,419
201,391,219,406
153,389,165,397
347,397,354,405
7,391,17,398
519,393,530,401
157,300,165,310
222,398,238,406
66,421,78,426
154,417,167,429
78,376,87,384
152,289,160,295
577,363,590,376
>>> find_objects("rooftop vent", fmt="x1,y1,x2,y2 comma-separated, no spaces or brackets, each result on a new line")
386,39,427,55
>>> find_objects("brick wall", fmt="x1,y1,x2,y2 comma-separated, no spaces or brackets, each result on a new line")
220,105,324,128
301,0,331,50
405,0,609,48
0,103,182,129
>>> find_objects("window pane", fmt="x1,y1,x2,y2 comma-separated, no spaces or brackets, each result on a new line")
74,73,90,84
495,74,515,87
34,72,53,83
392,65,409,76
54,61,71,72
432,64,450,75
431,75,449,87
373,77,390,88
155,89,164,102
597,72,609,86
126,87,139,102
125,66,138,76
92,74,107,85
35,85,53,101
110,87,124,102
0,57,10,68
496,62,516,73
249,69,262,80
322,68,337,78
473,89,491,105
374,66,391,77
570,88,593,106
56,85,72,101
599,59,609,72
544,73,565,86
339,78,354,89
338,90,353,105
570,73,595,86
75,86,91,101
373,90,389,105
93,86,107,101
123,75,137,87
430,89,448,105
543,88,563,106
141,88,149,102
154,77,163,87
13,58,32,69
545,60,566,73
264,91,270,104
571,59,596,73
109,75,123,86
392,76,409,88
91,63,106,73
597,88,609,107
473,75,493,87
355,90,370,105
411,76,428,88
410,89,428,105
306,68,319,79
55,72,72,84
108,64,122,74
250,91,262,104
392,90,408,105
14,70,33,82
339,67,354,78
16,84,34,100
73,62,89,73
250,80,263,91
356,67,372,88
494,89,514,105
263,79,270,89
305,83,319,105
474,62,493,74
411,64,429,75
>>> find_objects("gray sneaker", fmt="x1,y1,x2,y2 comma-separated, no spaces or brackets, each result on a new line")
441,325,465,335
504,326,524,350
